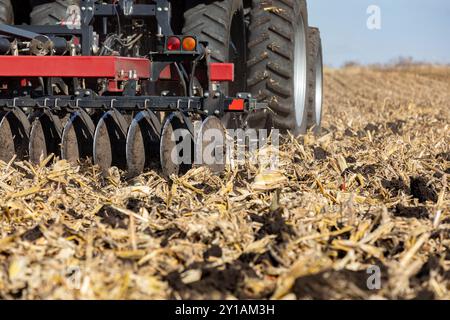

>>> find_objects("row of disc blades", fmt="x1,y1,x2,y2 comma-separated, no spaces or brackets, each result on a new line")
0,107,226,177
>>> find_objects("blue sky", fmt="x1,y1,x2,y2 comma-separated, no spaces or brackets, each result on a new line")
307,0,450,66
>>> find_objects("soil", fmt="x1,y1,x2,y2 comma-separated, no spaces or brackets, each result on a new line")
0,65,448,299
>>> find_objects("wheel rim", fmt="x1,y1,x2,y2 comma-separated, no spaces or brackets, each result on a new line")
293,15,308,128
314,47,323,127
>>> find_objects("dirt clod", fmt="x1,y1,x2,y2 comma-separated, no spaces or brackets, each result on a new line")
364,123,379,133
203,245,223,260
436,152,450,162
387,120,406,135
21,226,43,242
96,205,128,229
250,208,295,243
382,177,409,194
409,176,438,203
166,261,257,299
394,204,429,219
293,266,387,299
313,147,329,160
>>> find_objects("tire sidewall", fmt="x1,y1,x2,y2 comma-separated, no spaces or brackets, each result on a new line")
292,0,310,135
312,41,323,134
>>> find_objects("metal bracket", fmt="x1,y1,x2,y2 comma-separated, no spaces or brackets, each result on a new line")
80,0,95,25
155,0,173,36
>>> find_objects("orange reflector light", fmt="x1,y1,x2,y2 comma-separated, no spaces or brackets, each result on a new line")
182,37,196,51
228,99,245,111
167,36,181,51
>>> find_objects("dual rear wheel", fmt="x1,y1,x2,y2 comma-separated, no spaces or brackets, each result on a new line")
183,0,323,135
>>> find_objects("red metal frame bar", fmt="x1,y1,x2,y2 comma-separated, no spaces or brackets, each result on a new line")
0,56,151,80
209,63,234,82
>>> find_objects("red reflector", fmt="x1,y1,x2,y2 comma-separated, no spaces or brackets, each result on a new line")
167,36,181,51
228,99,244,111
159,65,172,80
209,63,234,82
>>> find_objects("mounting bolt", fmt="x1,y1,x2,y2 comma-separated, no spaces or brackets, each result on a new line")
247,94,252,98
164,7,169,11
237,93,242,98
157,7,162,11
81,6,86,11
75,90,80,96
214,110,220,115
214,92,221,98
88,6,93,11
203,92,210,98
85,90,91,96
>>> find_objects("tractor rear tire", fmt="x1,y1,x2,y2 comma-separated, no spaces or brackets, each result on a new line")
30,0,79,25
182,0,246,128
0,0,13,24
246,0,310,135
306,27,323,134
183,0,243,63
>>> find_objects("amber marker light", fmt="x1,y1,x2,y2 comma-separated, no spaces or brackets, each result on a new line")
182,37,196,51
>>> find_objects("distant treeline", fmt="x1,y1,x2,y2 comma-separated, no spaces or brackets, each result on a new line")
340,57,450,69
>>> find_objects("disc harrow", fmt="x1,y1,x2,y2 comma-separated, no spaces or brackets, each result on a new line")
0,0,265,178
0,107,30,162
61,109,96,164
0,93,256,178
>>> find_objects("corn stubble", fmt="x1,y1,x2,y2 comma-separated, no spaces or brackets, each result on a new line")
0,65,449,299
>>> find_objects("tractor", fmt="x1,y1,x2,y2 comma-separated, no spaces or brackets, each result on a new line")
0,0,322,177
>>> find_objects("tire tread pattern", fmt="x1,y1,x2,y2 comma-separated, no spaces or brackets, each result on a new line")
182,1,236,63
30,0,80,25
246,0,309,133
306,26,323,133
0,0,13,24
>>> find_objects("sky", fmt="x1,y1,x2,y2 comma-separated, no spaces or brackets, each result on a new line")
307,0,450,67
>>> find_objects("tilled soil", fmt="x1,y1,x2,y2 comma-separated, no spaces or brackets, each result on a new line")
0,65,449,299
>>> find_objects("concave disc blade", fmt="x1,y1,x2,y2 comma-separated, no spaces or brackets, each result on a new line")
0,108,31,162
93,109,128,174
160,113,193,178
195,116,227,173
29,110,63,164
126,110,161,177
61,110,95,164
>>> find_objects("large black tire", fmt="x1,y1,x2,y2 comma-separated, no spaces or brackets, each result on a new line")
182,0,246,128
306,27,323,134
0,0,13,24
246,0,310,135
30,0,79,25
183,0,243,63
